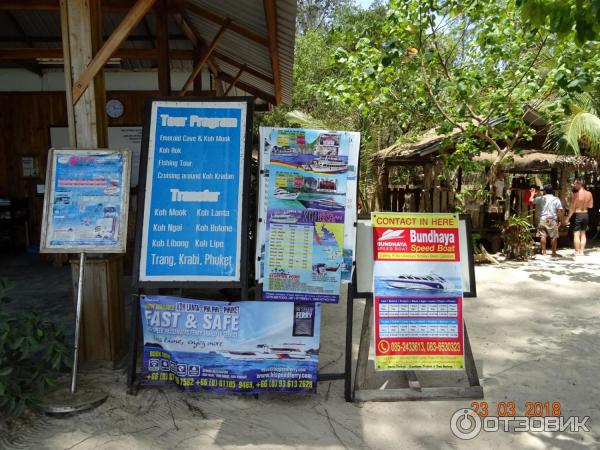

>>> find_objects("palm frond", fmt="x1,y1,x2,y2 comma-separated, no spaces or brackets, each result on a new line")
545,92,600,156
284,110,327,129
563,111,600,155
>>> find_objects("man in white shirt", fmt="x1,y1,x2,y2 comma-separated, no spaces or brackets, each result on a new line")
529,184,564,257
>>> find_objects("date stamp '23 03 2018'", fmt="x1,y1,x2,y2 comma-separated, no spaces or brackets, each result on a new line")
450,401,591,440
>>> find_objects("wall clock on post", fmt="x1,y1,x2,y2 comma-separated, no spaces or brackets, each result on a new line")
106,99,124,118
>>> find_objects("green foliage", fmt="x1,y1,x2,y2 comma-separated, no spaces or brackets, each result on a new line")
518,0,600,43
266,0,600,204
0,279,71,418
501,214,535,260
546,93,600,155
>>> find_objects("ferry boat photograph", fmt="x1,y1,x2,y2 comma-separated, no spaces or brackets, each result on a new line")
271,145,298,156
309,156,348,174
269,212,298,224
273,187,300,200
373,263,462,297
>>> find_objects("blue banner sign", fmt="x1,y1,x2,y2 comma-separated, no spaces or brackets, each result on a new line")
138,101,248,282
141,295,320,394
41,149,130,253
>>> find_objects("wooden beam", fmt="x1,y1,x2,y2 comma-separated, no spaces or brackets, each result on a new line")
213,51,274,84
263,0,281,105
4,11,42,75
175,0,268,47
216,70,275,104
142,16,156,47
72,0,158,105
156,0,170,94
90,0,108,147
0,0,139,11
0,34,188,43
172,9,224,94
178,20,229,97
0,47,193,60
172,10,198,47
224,64,245,96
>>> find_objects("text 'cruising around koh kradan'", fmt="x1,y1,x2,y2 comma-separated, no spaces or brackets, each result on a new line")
138,101,249,283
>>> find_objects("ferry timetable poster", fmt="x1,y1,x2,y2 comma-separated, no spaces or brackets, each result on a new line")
141,296,320,394
256,127,360,303
40,148,131,253
138,100,249,283
371,213,465,370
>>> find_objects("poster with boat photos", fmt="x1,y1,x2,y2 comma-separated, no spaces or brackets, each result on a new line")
256,127,360,303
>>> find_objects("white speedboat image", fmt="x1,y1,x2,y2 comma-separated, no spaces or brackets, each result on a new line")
222,344,310,360
383,274,453,291
270,213,298,224
273,188,300,200
310,156,348,173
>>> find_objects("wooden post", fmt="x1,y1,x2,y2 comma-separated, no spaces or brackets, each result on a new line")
61,0,106,147
156,0,170,95
60,0,124,369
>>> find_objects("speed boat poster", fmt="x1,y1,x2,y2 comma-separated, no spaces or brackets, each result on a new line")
40,148,131,253
371,213,465,370
137,100,250,283
141,296,320,394
259,128,359,303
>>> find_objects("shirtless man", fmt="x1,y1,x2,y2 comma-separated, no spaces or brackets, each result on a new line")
567,179,594,256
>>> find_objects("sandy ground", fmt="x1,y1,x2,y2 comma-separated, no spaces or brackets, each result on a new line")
2,249,600,449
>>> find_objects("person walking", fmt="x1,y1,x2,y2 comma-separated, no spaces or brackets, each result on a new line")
567,179,594,256
529,184,564,257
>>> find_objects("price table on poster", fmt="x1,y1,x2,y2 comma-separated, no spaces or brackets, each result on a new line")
267,224,312,270
378,299,458,318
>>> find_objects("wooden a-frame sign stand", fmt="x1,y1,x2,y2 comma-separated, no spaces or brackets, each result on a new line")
348,215,483,402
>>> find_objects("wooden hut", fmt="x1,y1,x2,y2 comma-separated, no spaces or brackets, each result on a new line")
372,114,600,251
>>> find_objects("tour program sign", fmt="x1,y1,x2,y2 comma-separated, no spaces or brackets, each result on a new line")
136,99,252,285
141,296,320,394
40,148,131,253
371,213,465,370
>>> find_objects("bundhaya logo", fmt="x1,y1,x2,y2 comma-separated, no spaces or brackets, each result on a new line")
377,228,409,252
378,229,405,241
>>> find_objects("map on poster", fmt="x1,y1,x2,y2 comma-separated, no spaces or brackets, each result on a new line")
138,100,249,283
40,148,130,253
371,213,465,370
256,127,360,303
141,295,320,394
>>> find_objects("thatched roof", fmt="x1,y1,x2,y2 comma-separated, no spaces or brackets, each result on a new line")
374,106,549,164
374,127,463,163
474,150,598,172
